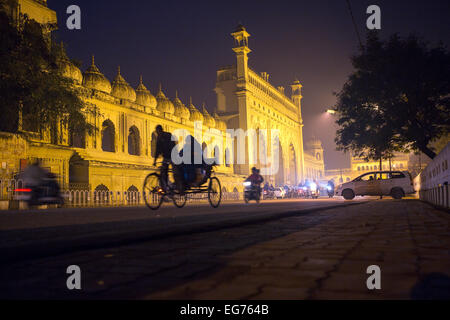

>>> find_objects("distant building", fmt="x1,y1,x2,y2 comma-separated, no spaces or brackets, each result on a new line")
303,138,325,182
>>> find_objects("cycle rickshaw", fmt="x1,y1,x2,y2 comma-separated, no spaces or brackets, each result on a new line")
143,162,222,210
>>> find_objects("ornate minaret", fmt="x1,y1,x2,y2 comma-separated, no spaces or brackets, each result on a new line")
231,24,251,86
291,78,305,183
291,79,303,115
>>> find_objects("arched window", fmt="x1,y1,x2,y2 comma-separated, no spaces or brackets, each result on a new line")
151,131,158,158
128,126,141,156
102,120,115,152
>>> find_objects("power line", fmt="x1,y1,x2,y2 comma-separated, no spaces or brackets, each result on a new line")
345,0,363,49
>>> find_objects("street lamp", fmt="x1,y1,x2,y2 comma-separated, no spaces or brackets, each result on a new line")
326,109,336,115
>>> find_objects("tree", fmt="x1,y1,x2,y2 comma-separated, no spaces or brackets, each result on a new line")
334,31,450,160
0,0,93,137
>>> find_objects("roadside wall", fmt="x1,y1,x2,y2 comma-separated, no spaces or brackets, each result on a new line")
414,142,449,208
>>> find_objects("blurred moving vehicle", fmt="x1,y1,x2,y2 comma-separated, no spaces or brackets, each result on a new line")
243,181,261,203
335,171,415,200
327,180,335,198
14,172,64,207
308,182,320,199
274,187,286,199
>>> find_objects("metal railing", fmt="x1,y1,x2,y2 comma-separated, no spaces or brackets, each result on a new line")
0,179,243,208
64,190,242,207
0,179,24,201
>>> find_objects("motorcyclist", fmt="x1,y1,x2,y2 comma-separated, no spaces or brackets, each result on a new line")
246,167,264,192
19,160,49,188
245,167,264,201
246,167,264,185
327,179,335,198
18,160,61,203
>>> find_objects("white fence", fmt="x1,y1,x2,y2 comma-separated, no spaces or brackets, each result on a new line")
414,142,450,208
63,190,242,207
0,180,242,208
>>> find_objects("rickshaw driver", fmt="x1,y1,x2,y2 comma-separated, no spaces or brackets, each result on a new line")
153,125,179,192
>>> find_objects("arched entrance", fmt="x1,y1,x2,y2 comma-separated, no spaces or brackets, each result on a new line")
274,142,284,186
289,144,297,185
69,154,89,190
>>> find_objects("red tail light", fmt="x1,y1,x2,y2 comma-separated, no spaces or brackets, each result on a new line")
14,189,32,192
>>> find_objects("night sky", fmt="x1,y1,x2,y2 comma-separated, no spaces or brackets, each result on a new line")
48,0,450,170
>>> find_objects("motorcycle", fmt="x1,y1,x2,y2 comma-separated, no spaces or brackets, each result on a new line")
244,181,261,203
15,174,64,207
326,185,335,198
307,182,320,199
262,188,274,200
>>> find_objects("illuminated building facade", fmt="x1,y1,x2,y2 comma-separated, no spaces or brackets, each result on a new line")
0,2,325,195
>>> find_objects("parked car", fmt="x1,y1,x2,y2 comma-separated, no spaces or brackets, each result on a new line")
335,171,415,200
274,187,286,199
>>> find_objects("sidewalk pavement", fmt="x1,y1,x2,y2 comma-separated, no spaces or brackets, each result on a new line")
144,200,450,300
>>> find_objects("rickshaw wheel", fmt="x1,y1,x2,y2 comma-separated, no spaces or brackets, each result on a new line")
208,177,222,208
172,191,187,208
143,173,164,210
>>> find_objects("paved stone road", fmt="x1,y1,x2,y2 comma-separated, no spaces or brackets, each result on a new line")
0,199,449,299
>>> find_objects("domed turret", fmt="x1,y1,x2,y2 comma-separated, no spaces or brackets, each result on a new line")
213,112,227,131
155,84,175,114
202,104,216,128
172,91,190,120
57,43,83,85
135,76,156,110
111,66,136,101
188,98,203,122
82,55,112,94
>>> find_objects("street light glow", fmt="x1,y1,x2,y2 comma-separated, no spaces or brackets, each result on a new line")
327,109,336,115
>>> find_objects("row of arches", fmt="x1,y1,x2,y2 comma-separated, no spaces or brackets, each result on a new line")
101,120,141,155
70,119,141,156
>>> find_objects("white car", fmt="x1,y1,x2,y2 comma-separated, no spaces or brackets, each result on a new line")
336,171,415,200
274,187,286,199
